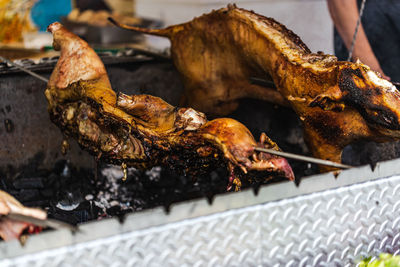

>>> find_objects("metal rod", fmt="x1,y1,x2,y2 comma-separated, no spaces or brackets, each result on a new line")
347,0,367,61
0,56,49,83
7,213,78,232
254,147,353,169
249,77,276,89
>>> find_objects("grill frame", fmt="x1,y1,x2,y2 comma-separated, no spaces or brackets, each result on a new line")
1,158,400,266
2,53,400,266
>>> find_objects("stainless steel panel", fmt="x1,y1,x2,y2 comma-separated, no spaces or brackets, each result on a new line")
1,159,400,266
0,61,183,172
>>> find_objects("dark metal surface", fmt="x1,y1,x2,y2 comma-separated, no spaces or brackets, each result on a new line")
1,158,400,266
60,17,163,45
3,53,400,267
0,48,162,75
0,72,69,172
249,77,276,89
0,59,184,174
0,57,49,83
2,53,400,179
0,56,334,170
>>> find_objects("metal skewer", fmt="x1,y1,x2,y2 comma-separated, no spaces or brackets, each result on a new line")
7,213,78,232
0,56,49,83
249,77,276,89
347,0,367,62
0,55,353,170
254,147,353,169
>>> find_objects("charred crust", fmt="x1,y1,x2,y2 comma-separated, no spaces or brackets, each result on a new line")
200,5,310,54
48,100,233,178
339,68,400,130
239,9,311,53
367,107,400,130
86,97,102,110
305,113,344,144
339,68,369,105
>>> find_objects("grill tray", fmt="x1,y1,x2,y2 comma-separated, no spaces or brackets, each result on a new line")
2,50,400,266
1,158,400,266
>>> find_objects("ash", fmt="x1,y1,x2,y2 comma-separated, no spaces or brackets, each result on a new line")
0,160,228,225
93,166,164,214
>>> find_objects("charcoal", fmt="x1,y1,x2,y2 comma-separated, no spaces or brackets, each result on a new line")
18,152,45,178
23,200,50,207
13,177,44,189
0,177,8,191
88,202,102,219
71,209,90,223
32,169,51,178
131,198,146,209
0,157,255,233
48,211,79,225
106,205,122,217
5,190,19,198
17,189,40,202
40,188,54,198
45,173,59,187
52,160,68,175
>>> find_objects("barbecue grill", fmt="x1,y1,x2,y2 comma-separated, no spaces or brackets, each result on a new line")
1,50,400,266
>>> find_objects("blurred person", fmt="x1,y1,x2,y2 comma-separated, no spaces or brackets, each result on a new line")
327,0,400,82
31,0,110,31
31,0,72,31
328,0,400,168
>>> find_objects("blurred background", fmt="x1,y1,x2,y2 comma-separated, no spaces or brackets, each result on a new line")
136,0,333,53
0,0,333,60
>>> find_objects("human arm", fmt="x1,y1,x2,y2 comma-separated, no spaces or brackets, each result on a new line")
327,0,390,80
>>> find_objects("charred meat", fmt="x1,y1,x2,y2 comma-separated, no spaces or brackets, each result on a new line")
111,5,400,170
45,22,294,190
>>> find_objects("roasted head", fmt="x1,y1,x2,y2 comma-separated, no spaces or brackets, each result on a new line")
45,22,294,190
111,5,400,170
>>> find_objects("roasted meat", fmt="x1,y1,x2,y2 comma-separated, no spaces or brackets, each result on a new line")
0,190,46,241
45,22,294,190
111,5,400,170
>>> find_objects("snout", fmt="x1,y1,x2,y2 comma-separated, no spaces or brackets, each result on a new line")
339,66,400,135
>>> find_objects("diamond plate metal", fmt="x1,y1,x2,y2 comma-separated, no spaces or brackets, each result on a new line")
2,208,262,267
260,177,400,266
1,160,400,266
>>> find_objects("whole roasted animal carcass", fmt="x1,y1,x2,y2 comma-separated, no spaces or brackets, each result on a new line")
111,5,400,170
45,22,294,190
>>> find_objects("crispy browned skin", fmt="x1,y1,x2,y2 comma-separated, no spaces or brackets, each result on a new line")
111,5,400,170
45,22,294,190
108,10,289,115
